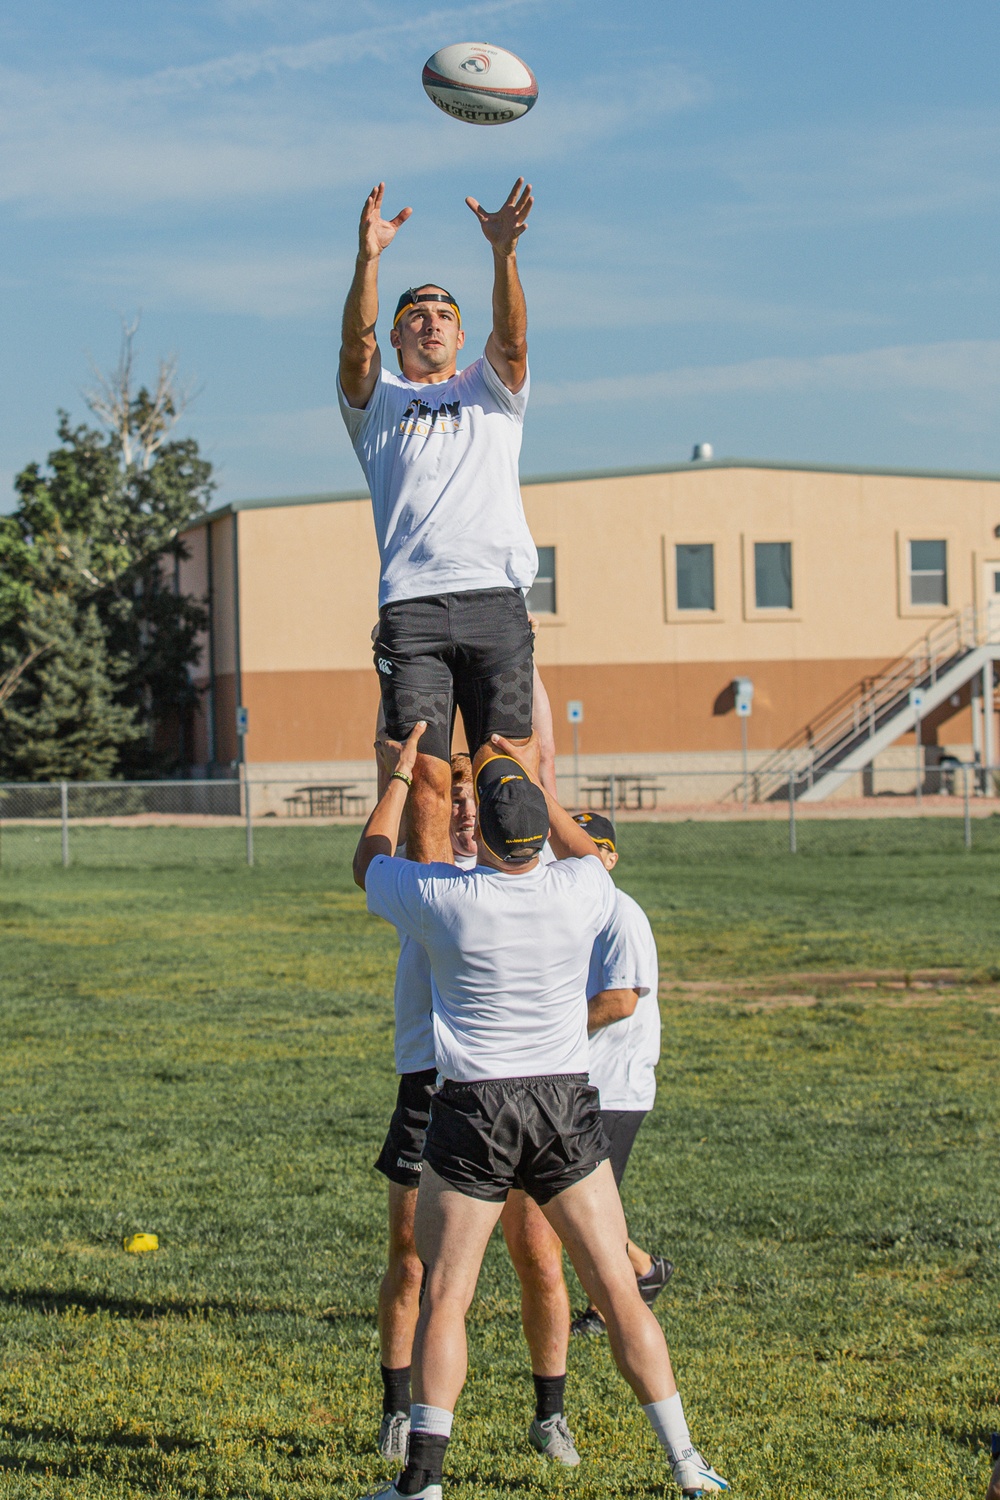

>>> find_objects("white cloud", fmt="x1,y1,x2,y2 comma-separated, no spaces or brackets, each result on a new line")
90,250,351,318
142,0,538,96
532,340,1000,407
0,13,709,215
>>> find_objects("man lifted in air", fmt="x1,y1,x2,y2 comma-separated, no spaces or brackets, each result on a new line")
338,178,538,863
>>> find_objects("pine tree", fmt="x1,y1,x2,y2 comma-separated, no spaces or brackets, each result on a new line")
0,323,214,780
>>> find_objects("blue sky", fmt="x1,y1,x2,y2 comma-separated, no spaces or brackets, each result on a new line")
2,0,999,509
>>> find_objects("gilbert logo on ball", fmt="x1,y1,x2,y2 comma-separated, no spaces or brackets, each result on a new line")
124,1232,159,1253
422,42,537,126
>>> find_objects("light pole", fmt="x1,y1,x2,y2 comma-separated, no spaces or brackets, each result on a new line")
909,687,924,806
567,700,584,804
733,678,754,810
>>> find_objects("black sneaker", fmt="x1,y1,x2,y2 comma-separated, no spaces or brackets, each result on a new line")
636,1254,674,1307
570,1307,606,1337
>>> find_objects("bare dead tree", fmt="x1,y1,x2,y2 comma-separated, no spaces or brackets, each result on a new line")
0,644,48,712
84,315,196,471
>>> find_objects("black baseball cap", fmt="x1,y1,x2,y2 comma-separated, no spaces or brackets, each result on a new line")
474,754,548,864
393,286,462,327
571,811,617,850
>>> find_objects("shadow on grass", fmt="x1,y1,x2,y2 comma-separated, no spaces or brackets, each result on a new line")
1,1421,201,1454
0,1285,382,1330
0,1285,295,1321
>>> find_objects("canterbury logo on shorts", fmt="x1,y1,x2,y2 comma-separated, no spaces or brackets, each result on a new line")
377,657,394,675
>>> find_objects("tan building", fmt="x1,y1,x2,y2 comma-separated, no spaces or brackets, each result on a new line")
177,457,1000,797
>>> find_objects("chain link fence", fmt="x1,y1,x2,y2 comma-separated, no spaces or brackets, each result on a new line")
2,766,999,870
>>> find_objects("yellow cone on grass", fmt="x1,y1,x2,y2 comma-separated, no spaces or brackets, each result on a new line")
124,1233,158,1253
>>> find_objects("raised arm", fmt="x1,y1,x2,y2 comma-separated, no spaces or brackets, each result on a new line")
466,177,532,393
353,722,425,888
340,183,412,410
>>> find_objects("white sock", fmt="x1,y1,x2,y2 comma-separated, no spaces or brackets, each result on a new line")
643,1394,695,1465
409,1404,454,1439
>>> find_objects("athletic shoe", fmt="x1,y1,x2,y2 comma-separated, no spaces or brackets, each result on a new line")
528,1414,581,1467
377,1411,410,1464
636,1254,675,1307
670,1448,729,1495
570,1307,606,1337
359,1483,441,1500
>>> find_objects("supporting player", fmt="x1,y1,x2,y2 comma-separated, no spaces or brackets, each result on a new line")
353,727,728,1499
568,811,675,1336
374,750,580,1467
339,178,538,865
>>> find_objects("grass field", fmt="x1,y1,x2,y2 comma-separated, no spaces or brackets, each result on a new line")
1,822,998,1500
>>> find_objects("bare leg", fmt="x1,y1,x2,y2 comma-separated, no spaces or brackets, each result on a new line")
583,1237,654,1322
530,667,558,801
378,1182,422,1368
499,1190,569,1377
407,753,453,864
411,1165,505,1410
628,1240,654,1277
542,1161,676,1403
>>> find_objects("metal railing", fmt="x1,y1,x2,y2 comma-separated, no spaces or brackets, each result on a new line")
742,606,998,803
1,765,997,869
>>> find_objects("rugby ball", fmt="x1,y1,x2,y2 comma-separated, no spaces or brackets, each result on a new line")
422,42,537,126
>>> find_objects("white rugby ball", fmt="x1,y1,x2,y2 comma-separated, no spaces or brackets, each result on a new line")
422,42,538,126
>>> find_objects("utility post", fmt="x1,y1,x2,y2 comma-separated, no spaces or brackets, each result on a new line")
733,678,754,811
567,700,584,805
236,705,253,867
909,688,924,806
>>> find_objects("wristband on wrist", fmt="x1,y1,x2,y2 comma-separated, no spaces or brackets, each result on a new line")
390,770,412,788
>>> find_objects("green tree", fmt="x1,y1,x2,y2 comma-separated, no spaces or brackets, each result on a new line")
0,324,214,780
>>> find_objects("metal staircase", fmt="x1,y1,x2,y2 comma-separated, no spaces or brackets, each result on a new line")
737,606,1000,803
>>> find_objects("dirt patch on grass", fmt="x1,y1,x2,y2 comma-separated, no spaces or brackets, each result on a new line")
660,968,1000,1011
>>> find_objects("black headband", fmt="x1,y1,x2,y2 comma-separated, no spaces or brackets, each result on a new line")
393,287,462,328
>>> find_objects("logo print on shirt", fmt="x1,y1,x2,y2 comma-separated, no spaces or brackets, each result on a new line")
399,398,462,437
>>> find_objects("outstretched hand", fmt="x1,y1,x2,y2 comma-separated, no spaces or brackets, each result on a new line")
490,730,541,784
359,182,412,262
466,177,533,254
395,721,426,779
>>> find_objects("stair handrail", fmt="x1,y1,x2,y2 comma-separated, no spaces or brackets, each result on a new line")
728,605,987,802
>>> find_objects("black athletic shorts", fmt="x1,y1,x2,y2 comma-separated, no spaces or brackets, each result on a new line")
374,1068,437,1187
374,588,534,763
600,1109,648,1188
423,1074,610,1206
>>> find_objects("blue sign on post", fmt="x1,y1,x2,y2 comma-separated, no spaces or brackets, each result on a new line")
236,706,249,737
567,700,584,724
733,678,754,718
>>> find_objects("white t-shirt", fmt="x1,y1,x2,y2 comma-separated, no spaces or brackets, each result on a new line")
393,849,477,1075
367,854,617,1082
337,355,537,608
587,889,661,1112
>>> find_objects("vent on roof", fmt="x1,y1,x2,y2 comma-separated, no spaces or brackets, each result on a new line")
691,443,714,462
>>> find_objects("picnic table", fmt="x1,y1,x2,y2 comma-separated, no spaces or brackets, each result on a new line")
285,783,358,816
579,774,662,812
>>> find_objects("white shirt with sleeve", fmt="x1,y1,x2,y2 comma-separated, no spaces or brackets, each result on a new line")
337,355,536,608
586,889,661,1112
367,854,617,1082
392,850,477,1075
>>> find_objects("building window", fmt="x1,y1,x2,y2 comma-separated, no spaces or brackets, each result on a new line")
909,539,947,606
754,541,793,609
527,546,556,614
675,543,715,610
